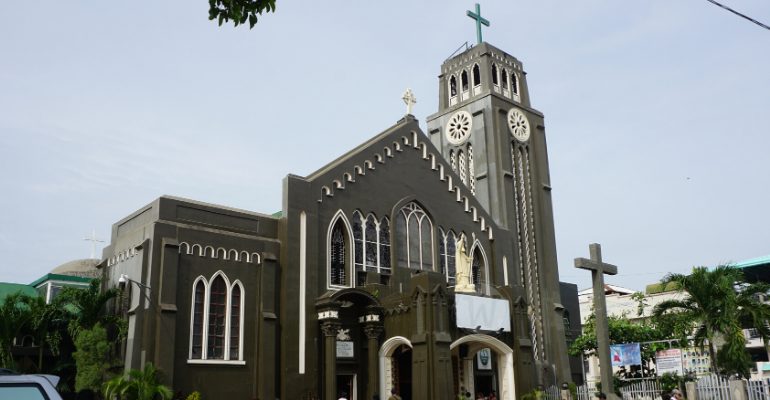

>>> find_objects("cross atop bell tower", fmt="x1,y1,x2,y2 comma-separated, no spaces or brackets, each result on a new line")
466,3,490,44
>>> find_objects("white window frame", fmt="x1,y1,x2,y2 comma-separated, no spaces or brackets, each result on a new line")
399,203,435,271
187,271,246,365
327,210,354,290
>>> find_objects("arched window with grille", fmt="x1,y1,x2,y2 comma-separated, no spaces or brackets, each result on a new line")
395,202,434,271
379,217,391,274
471,244,488,295
188,272,245,363
330,217,349,287
458,150,467,185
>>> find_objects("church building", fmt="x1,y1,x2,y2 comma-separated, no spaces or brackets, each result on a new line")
100,37,573,400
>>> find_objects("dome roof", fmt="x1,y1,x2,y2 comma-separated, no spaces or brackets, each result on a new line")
50,258,100,277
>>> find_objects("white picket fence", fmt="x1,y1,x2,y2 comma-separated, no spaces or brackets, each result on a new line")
695,374,731,399
620,379,662,399
747,378,770,400
572,375,770,400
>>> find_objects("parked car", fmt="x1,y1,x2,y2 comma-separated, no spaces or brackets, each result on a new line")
0,371,63,400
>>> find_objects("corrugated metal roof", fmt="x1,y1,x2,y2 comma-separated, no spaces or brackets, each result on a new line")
0,282,38,301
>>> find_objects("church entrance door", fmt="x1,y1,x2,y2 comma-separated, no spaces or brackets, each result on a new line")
450,334,515,400
393,345,412,400
336,374,356,400
378,336,413,400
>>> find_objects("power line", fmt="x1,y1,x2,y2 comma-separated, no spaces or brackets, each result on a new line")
704,0,770,32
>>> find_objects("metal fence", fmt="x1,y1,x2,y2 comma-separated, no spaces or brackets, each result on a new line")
747,378,770,400
620,379,661,399
695,374,731,400
573,375,770,400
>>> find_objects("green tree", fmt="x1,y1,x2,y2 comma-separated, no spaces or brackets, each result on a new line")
26,295,69,371
73,323,111,393
208,0,276,29
0,292,34,369
103,363,173,400
568,312,685,379
58,279,123,338
653,265,770,378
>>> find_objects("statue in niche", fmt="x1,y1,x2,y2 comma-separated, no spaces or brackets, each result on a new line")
454,233,475,293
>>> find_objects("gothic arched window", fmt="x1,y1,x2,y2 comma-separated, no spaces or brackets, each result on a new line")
330,219,349,287
461,70,469,92
207,275,227,359
191,279,205,359
471,242,488,293
379,217,391,274
189,272,244,363
449,75,457,97
472,64,481,88
353,212,391,277
492,64,499,86
511,72,519,95
501,69,509,90
396,202,434,271
458,150,467,185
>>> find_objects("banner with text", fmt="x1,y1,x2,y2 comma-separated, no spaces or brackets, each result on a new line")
656,348,683,375
610,343,642,366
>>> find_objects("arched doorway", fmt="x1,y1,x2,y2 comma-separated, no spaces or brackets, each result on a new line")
450,334,516,400
317,289,383,400
379,336,413,400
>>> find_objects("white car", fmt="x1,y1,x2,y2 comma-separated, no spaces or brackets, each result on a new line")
0,373,63,400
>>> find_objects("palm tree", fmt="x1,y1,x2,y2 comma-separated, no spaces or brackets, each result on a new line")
653,265,770,377
103,362,172,400
27,295,69,371
0,292,35,369
57,278,123,337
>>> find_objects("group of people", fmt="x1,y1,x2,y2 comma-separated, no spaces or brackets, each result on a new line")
457,387,497,400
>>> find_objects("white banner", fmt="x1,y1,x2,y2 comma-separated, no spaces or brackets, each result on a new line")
656,348,683,375
455,294,511,332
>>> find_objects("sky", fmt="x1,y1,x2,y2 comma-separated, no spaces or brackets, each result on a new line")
1,1,768,292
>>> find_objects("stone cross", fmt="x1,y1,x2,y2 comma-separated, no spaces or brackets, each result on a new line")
574,243,618,399
402,88,416,115
466,3,490,45
83,229,105,259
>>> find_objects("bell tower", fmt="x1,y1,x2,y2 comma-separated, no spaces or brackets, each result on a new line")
426,38,571,384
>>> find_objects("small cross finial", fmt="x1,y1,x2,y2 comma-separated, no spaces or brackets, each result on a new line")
83,229,105,259
402,88,417,115
466,3,490,44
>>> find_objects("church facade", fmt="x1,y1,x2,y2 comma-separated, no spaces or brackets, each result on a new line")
100,42,572,400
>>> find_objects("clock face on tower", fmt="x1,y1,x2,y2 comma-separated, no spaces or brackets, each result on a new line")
507,108,530,142
445,110,472,145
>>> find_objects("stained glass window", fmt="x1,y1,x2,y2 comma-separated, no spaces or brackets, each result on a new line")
191,280,205,359
331,221,347,286
229,284,241,360
379,218,391,273
189,273,244,362
396,202,434,271
207,276,227,359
